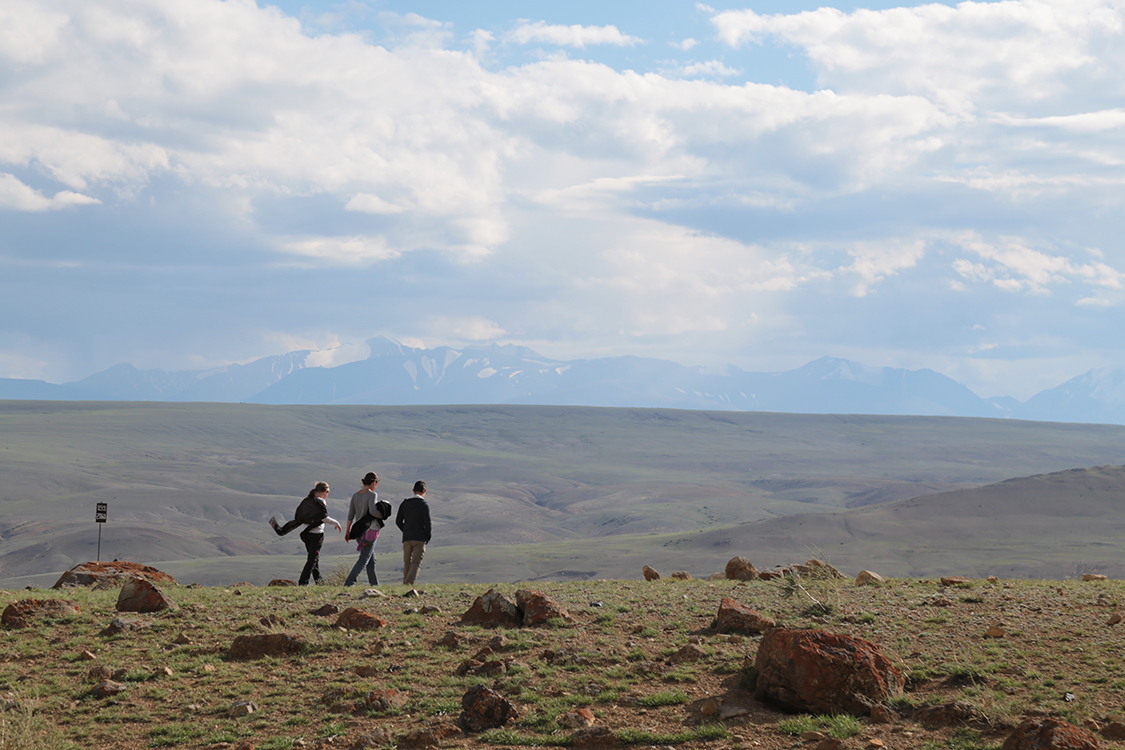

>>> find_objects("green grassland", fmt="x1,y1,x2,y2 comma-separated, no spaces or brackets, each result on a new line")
2,401,1125,586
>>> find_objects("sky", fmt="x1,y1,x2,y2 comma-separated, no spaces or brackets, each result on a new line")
2,0,1124,401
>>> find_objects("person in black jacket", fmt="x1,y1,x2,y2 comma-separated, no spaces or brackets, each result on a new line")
396,480,431,585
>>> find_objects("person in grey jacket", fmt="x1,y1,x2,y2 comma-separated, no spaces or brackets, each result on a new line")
395,480,431,585
344,472,382,586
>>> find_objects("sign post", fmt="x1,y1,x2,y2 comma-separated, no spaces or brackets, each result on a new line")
95,502,108,561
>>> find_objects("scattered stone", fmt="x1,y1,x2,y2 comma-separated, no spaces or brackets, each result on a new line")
570,726,619,748
486,634,510,650
420,605,442,615
100,617,148,636
725,556,758,581
116,577,177,613
361,588,388,599
87,665,114,682
159,666,174,677
541,647,591,667
671,571,692,580
459,589,522,628
229,700,258,718
260,614,284,628
267,579,297,587
802,731,828,741
985,626,1007,638
754,628,904,716
758,570,784,580
1083,574,1109,582
311,604,339,616
201,663,216,673
459,685,519,732
334,607,387,631
1002,718,1099,750
515,589,575,626
1108,613,1123,626
403,589,421,598
229,633,306,660
669,644,707,664
715,597,776,635
172,632,192,645
397,723,461,749
349,728,394,749
988,576,1000,583
560,707,596,728
930,597,953,607
90,680,127,699
699,698,720,716
52,561,176,589
869,740,885,748
437,631,465,648
643,565,661,581
856,570,884,586
916,701,991,728
793,559,845,579
366,689,409,712
940,576,970,586
2,599,81,628
79,650,97,661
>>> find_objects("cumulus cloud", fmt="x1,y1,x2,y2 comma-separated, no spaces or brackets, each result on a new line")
0,173,100,211
951,232,1125,297
507,21,642,48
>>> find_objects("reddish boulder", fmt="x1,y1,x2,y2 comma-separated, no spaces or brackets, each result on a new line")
515,589,574,626
90,679,128,699
725,557,758,581
754,628,904,715
2,599,81,628
116,577,177,613
54,561,176,589
310,604,339,616
1002,718,1099,750
268,579,297,587
366,689,409,712
459,589,522,628
334,607,387,631
459,685,519,732
715,597,776,634
643,565,661,581
229,633,306,659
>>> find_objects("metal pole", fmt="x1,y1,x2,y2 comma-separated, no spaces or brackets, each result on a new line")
97,525,102,562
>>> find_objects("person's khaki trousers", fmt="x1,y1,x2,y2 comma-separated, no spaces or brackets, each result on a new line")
402,540,426,585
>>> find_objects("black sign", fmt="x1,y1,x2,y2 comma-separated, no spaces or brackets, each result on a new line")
96,502,108,523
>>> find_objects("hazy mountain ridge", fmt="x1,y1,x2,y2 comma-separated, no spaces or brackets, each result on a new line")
3,337,1123,425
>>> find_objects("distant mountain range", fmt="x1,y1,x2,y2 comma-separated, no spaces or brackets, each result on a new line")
2,337,1123,425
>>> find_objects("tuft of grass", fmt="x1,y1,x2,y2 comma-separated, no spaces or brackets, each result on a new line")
777,714,862,739
477,728,571,746
618,724,727,744
635,690,689,708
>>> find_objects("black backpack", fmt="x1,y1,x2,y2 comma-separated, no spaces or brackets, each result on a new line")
294,495,328,526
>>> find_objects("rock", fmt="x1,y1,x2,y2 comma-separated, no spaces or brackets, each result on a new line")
486,634,509,650
570,726,619,747
856,570,884,586
437,631,465,648
458,589,522,628
172,632,191,645
1101,722,1125,740
930,597,953,607
669,644,707,664
803,731,828,741
260,614,284,628
916,701,991,728
1083,574,1109,582
268,579,297,586
1002,718,1099,750
643,565,661,581
403,588,421,598
397,724,461,749
940,576,970,586
869,740,885,748
706,572,726,581
160,666,174,677
817,740,843,750
715,597,776,635
100,617,148,636
515,589,574,626
985,626,1007,638
116,577,177,613
725,557,758,581
334,607,387,631
758,570,784,581
350,728,395,749
420,605,442,615
361,588,388,599
699,698,719,716
229,700,258,718
311,604,339,616
794,559,844,579
560,707,596,728
52,561,176,589
2,599,81,628
459,685,519,732
671,571,692,580
1107,612,1123,626
869,705,895,724
79,649,97,661
91,680,127,699
719,705,750,719
988,576,1000,583
754,628,904,716
229,633,306,660
366,689,409,712
87,665,114,682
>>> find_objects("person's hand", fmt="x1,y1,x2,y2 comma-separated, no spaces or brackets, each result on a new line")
334,522,342,532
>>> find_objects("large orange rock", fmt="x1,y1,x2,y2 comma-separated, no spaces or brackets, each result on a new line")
116,577,177,613
334,607,386,631
515,589,574,626
2,599,81,628
54,561,175,589
459,589,522,628
715,597,776,634
1002,718,1099,750
229,633,306,660
459,685,519,732
754,628,903,716
725,556,758,581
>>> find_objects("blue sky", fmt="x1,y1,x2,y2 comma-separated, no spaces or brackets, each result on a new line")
2,0,1123,400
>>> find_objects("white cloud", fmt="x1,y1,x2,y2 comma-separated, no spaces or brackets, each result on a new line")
507,21,642,48
951,232,1125,296
677,60,741,78
0,173,100,211
281,236,400,264
843,239,927,297
345,193,406,215
671,38,698,51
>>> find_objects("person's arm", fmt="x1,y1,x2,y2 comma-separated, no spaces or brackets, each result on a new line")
325,514,342,532
345,498,355,540
421,501,432,544
395,501,405,532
